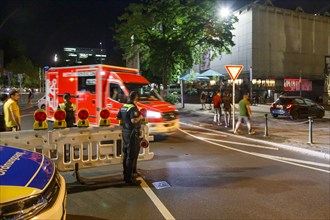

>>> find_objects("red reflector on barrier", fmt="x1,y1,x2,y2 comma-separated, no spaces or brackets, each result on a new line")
54,110,66,120
140,138,149,148
100,109,110,119
78,109,89,120
34,111,47,122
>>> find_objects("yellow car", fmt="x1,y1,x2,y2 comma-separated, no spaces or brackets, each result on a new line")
0,145,66,219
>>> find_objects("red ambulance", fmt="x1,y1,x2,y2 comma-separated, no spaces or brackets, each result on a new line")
45,64,179,135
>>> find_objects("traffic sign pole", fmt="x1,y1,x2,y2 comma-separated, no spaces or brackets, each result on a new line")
232,82,235,131
224,65,244,132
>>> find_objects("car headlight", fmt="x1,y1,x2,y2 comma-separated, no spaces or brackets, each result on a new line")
147,110,162,118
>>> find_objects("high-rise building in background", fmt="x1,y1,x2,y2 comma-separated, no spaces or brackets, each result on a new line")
63,47,107,65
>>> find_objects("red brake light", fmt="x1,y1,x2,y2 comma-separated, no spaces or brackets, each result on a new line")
34,111,47,122
100,109,110,119
54,110,66,120
271,103,275,108
286,104,293,110
78,109,89,120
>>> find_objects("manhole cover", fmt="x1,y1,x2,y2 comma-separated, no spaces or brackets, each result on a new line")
152,181,171,189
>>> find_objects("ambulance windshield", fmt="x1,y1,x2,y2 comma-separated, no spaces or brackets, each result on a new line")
125,83,163,101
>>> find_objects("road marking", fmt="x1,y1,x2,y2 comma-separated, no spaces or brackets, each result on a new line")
179,128,330,174
252,152,330,168
182,130,227,137
137,177,175,220
202,137,279,150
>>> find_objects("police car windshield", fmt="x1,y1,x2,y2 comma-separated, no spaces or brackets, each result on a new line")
125,83,163,101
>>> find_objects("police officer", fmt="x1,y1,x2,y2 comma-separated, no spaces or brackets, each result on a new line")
117,91,143,185
58,93,76,127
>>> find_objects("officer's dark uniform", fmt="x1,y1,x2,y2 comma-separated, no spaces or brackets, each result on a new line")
116,99,141,184
58,93,76,127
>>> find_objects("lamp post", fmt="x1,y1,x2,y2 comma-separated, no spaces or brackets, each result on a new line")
100,42,103,64
54,54,58,67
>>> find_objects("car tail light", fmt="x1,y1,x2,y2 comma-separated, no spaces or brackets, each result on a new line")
271,103,275,108
286,104,293,110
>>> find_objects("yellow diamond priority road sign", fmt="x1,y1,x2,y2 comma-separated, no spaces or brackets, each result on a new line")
225,65,244,81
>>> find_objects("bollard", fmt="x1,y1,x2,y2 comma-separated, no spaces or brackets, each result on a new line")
264,113,268,137
308,116,313,144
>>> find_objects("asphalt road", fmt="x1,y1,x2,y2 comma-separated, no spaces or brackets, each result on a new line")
19,108,330,219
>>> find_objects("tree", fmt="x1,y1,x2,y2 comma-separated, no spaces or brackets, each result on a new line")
114,0,237,88
6,56,39,88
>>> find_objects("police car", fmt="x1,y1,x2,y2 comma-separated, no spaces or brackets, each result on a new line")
0,145,66,219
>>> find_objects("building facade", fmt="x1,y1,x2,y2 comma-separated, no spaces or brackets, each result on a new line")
206,2,330,103
63,47,107,65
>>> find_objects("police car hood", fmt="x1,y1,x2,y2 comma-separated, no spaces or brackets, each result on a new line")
0,145,55,203
137,100,177,112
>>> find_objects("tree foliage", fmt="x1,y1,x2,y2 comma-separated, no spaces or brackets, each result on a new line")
0,36,39,88
114,0,237,88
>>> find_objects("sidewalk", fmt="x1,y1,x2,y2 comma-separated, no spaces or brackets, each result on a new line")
175,103,330,160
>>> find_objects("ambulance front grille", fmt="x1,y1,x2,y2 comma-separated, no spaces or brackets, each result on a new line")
161,111,178,121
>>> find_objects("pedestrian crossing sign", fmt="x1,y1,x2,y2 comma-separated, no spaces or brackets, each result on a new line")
225,65,244,81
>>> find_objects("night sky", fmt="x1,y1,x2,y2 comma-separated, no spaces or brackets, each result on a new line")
0,0,329,67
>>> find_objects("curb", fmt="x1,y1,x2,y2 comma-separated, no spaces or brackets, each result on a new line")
179,121,330,160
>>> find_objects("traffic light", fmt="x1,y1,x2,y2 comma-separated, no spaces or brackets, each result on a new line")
77,108,89,127
99,108,110,126
53,109,67,128
33,109,48,130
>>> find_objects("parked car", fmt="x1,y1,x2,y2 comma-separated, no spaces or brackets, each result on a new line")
270,96,325,120
38,95,46,109
0,145,67,220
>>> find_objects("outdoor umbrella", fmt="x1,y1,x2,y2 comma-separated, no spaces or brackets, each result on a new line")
200,69,225,77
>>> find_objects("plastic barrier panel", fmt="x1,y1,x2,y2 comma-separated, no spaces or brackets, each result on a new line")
0,126,154,172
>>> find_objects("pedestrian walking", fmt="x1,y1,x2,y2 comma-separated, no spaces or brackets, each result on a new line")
234,94,255,135
58,93,76,127
200,91,207,110
27,89,33,105
0,93,9,132
116,91,143,186
3,90,21,131
212,90,222,125
222,90,232,128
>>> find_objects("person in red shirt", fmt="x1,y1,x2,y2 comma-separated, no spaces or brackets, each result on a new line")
212,90,222,125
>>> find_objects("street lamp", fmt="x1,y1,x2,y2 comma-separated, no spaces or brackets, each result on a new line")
100,42,103,64
218,7,231,18
54,54,58,67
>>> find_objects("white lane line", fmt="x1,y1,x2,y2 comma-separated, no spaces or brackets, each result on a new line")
252,152,330,168
202,137,279,150
179,128,330,174
181,129,228,137
137,177,175,220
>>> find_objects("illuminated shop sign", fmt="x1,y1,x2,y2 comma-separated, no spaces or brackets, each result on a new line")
284,78,312,91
